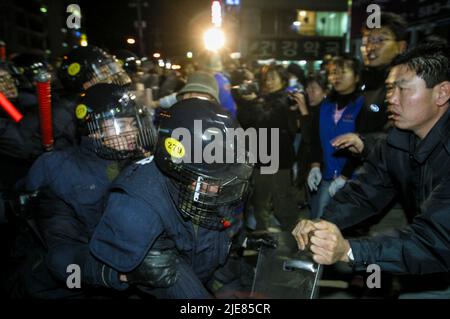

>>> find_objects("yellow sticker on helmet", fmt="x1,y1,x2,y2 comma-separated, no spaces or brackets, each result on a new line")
68,63,81,76
165,137,185,158
75,104,88,119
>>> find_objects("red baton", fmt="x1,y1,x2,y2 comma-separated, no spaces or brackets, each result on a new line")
35,72,54,151
0,92,23,122
0,40,5,62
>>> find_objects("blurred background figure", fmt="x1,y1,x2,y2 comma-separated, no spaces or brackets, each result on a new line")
196,50,237,118
236,64,300,233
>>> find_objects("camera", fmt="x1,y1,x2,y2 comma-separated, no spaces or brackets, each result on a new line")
236,81,259,96
231,67,259,97
286,87,306,105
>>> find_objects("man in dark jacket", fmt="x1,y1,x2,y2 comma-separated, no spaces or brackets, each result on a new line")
292,44,450,277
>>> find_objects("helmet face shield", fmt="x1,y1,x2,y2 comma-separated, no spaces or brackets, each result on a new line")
87,108,155,160
78,85,156,160
59,46,133,93
82,61,131,90
0,69,18,100
170,160,253,230
90,117,139,152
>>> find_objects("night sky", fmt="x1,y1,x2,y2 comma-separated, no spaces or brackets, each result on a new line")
78,0,212,59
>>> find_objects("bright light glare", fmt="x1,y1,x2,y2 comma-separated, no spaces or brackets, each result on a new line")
230,52,241,59
127,38,136,44
203,28,225,52
153,53,161,58
186,51,193,59
80,34,88,47
211,1,222,27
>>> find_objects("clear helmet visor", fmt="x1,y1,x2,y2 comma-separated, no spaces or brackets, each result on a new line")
95,117,139,151
87,107,156,160
82,61,132,90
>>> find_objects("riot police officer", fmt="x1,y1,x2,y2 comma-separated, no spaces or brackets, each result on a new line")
90,98,254,298
113,49,143,83
55,45,133,146
20,83,155,298
58,46,131,93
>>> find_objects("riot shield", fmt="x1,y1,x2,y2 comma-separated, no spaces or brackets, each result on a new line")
251,231,322,299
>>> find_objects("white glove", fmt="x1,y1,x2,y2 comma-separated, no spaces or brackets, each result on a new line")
328,176,347,197
307,167,322,192
159,92,178,109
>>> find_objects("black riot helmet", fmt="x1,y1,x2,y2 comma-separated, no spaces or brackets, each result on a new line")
154,98,254,230
10,52,49,90
59,46,131,93
75,83,156,160
0,62,19,100
114,49,142,76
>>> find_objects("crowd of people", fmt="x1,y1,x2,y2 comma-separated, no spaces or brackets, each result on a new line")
0,11,449,299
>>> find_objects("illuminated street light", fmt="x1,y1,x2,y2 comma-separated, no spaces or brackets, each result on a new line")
80,33,88,47
203,27,225,52
153,52,161,58
230,52,241,59
40,6,47,14
211,0,222,27
127,38,136,44
186,51,193,59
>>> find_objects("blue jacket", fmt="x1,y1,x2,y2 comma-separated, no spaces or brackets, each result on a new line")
26,137,128,291
90,158,240,284
215,72,237,118
319,96,364,180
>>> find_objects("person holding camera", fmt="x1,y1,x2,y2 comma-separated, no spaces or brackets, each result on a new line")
290,73,329,205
